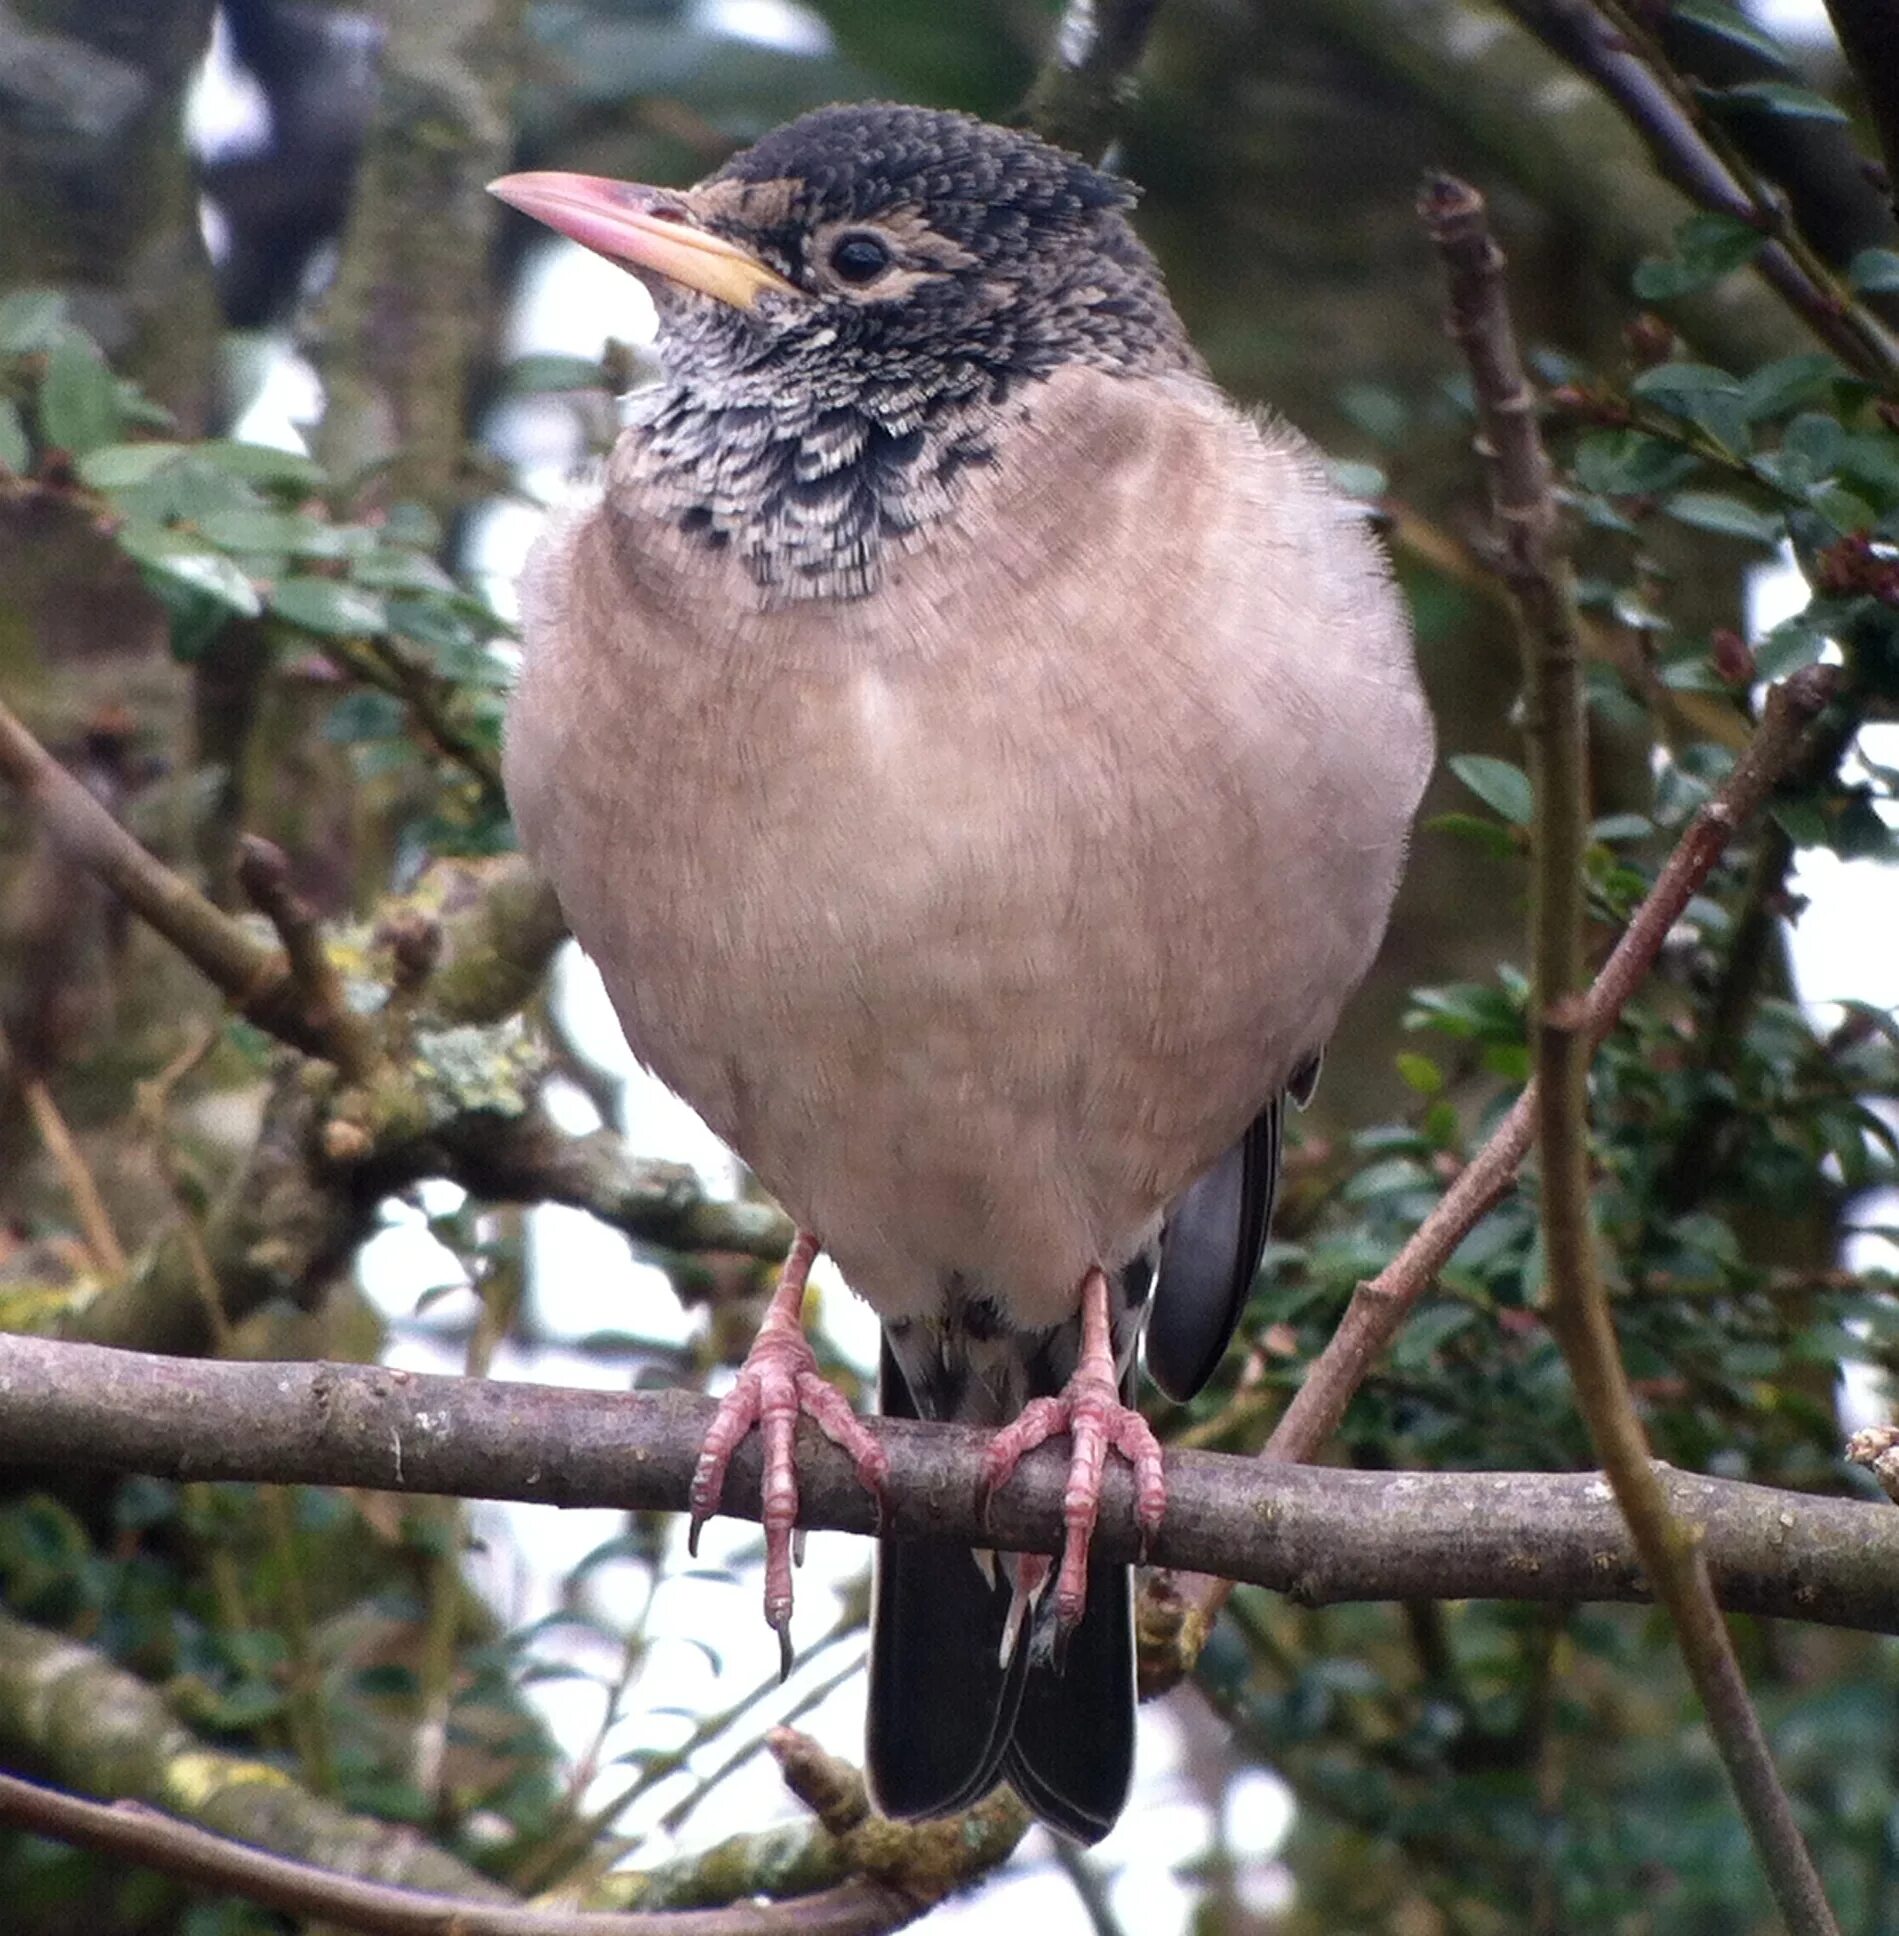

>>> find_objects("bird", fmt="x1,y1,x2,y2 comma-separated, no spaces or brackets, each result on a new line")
489,102,1433,1845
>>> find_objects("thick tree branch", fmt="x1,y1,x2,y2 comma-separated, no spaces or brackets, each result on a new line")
0,1336,1892,1634
1426,173,1838,1936
0,1608,511,1906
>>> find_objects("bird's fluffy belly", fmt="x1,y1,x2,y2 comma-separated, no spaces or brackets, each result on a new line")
506,371,1427,1333
548,694,1274,1328
511,629,1329,1332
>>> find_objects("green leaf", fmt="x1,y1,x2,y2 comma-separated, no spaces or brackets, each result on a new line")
1630,361,1740,402
117,525,263,617
1808,482,1876,535
1712,80,1847,122
196,439,325,490
0,400,27,474
1425,811,1518,859
1589,813,1654,844
1572,429,1700,497
1753,616,1829,680
1631,214,1764,300
1448,754,1534,826
0,288,67,354
1395,1051,1442,1096
76,442,191,488
1663,491,1781,543
270,575,387,636
1849,248,1899,294
1670,0,1788,61
1738,353,1839,422
1782,411,1843,476
196,506,333,555
38,333,124,454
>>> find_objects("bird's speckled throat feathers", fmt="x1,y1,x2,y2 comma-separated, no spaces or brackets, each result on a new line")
604,105,1200,601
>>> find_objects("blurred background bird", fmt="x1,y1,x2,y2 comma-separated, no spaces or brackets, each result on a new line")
491,101,1431,1844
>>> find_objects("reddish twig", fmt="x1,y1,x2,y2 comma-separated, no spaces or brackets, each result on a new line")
1423,174,1839,1936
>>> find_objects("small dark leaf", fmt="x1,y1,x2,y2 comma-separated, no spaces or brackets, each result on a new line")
0,288,67,355
1663,491,1781,543
271,576,387,636
1710,80,1847,122
39,333,125,454
1738,354,1840,422
1632,214,1763,300
1448,754,1534,825
1670,0,1789,61
1630,361,1742,403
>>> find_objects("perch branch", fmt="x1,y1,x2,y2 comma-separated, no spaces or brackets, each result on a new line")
0,1337,1893,1634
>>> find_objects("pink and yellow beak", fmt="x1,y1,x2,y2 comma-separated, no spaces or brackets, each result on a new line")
487,172,798,311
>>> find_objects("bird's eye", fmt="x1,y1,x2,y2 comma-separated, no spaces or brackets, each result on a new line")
827,232,893,284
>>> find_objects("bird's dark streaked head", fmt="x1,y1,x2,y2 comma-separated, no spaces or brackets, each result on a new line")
491,104,1191,410
490,105,1196,599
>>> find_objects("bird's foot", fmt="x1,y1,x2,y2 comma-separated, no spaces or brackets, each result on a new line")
976,1265,1166,1632
688,1230,888,1676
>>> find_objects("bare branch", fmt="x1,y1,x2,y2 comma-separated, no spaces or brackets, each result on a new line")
0,1768,943,1936
1425,173,1838,1936
0,1336,1893,1634
0,695,326,1052
237,833,380,1079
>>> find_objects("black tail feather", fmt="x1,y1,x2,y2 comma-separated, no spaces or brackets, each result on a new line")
865,1339,1136,1845
1001,1558,1135,1843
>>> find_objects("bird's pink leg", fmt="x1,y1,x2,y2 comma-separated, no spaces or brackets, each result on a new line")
687,1229,888,1674
977,1265,1167,1631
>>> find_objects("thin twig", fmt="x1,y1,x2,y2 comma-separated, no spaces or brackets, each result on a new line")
1507,0,1899,390
236,834,380,1079
0,697,334,1061
1425,172,1838,1936
0,1770,925,1936
10,1040,126,1275
321,634,506,800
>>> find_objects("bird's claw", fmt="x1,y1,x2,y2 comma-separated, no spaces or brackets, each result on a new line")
689,1311,888,1672
977,1272,1166,1632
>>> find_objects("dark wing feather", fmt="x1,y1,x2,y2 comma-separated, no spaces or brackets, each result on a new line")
1143,1096,1284,1403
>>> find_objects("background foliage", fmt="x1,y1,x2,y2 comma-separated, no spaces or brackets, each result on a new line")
3,1,1899,1931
